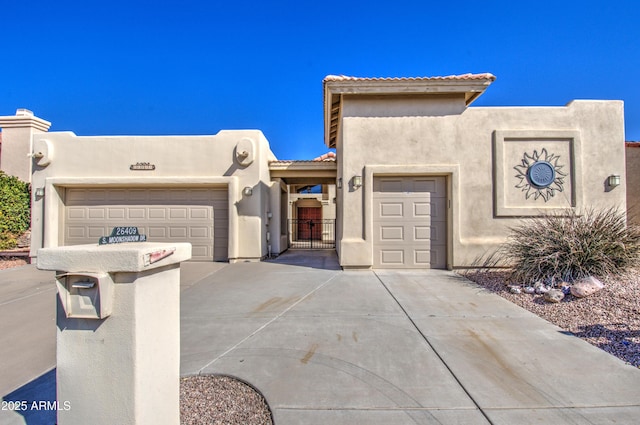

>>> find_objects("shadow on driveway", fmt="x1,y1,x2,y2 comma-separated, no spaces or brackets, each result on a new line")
265,249,341,270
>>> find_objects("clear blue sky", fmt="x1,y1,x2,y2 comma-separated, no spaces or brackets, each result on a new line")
1,0,639,160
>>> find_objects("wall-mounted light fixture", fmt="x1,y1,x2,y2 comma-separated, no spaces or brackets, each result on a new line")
35,187,45,198
337,178,342,189
608,174,621,188
242,186,253,196
352,175,362,189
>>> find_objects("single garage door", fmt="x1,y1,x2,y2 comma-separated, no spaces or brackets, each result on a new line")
64,187,228,261
373,176,446,268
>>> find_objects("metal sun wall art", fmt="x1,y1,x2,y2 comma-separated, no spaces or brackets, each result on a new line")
514,148,567,201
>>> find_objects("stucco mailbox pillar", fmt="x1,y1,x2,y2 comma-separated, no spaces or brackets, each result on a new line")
37,242,191,425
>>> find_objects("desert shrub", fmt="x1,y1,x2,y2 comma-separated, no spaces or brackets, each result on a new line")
0,171,30,250
504,207,640,284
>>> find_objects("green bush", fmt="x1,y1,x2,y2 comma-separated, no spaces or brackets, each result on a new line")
503,207,640,284
0,171,30,250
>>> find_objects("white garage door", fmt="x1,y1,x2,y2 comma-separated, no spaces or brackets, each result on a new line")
373,176,447,268
64,187,228,261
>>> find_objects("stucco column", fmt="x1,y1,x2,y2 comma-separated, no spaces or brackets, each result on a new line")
37,242,191,425
0,109,51,182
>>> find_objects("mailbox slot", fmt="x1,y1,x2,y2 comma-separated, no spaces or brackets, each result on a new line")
56,272,114,319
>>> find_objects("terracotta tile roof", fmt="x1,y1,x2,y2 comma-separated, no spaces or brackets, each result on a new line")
626,141,640,147
323,73,496,82
313,152,336,161
270,152,337,164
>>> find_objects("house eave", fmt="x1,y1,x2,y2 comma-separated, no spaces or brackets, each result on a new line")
323,74,496,148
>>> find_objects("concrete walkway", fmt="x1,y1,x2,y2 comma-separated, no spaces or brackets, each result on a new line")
2,250,640,424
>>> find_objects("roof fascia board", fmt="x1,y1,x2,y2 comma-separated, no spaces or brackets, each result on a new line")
324,79,493,98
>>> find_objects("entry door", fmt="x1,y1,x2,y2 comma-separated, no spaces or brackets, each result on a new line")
372,176,447,268
297,207,322,240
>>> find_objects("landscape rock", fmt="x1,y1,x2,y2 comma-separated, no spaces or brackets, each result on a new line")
536,286,550,294
544,289,565,303
570,276,605,298
509,286,522,294
524,286,535,294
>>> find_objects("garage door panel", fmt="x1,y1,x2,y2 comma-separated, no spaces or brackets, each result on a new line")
88,227,106,238
412,179,437,193
373,176,447,269
376,179,404,192
108,208,125,219
148,227,167,238
87,191,107,202
415,250,431,265
128,208,146,219
169,208,188,219
431,198,447,221
380,226,404,241
64,187,228,262
148,208,166,219
190,208,209,219
413,202,431,217
67,208,85,219
192,246,211,260
169,227,188,238
380,250,404,265
88,208,106,219
67,227,85,238
414,226,431,241
379,202,403,217
189,227,209,238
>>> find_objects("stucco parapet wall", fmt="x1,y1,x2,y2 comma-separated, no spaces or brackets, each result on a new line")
0,109,51,132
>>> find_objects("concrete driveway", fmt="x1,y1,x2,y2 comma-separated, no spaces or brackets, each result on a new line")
2,250,640,424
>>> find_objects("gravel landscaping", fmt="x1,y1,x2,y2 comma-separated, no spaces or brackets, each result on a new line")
463,268,640,368
180,375,272,425
0,257,27,270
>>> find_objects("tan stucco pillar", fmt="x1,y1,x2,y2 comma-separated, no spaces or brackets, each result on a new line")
0,109,51,182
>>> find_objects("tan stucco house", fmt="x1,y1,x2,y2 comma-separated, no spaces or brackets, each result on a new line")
0,73,629,269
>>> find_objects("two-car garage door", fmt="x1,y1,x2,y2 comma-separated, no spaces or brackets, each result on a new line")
373,176,447,268
63,187,228,261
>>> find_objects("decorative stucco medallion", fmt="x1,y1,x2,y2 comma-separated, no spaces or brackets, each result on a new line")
514,148,566,201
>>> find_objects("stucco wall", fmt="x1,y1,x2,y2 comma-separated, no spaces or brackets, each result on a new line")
337,96,626,268
626,144,640,226
30,130,279,261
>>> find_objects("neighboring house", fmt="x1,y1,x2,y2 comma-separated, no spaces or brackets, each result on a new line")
0,73,629,269
626,142,640,226
0,109,51,182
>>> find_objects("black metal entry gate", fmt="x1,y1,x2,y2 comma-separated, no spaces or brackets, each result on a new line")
289,219,335,249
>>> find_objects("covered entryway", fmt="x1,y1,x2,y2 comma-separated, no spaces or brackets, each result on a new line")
372,176,447,268
269,158,337,251
63,187,229,261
